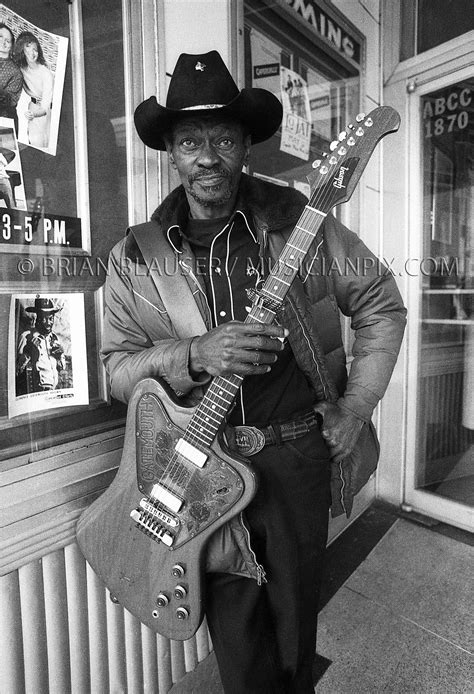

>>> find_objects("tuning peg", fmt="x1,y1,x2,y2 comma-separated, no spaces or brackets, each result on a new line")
356,127,364,136
364,117,373,127
312,159,322,168
347,137,356,146
338,146,347,155
329,155,338,165
329,140,338,151
320,165,329,174
355,112,365,122
338,131,347,141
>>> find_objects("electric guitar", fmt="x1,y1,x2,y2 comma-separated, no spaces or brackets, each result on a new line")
76,106,400,640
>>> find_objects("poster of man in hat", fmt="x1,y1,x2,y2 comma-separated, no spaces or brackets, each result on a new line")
8,293,88,417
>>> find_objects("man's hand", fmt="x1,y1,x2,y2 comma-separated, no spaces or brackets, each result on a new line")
190,321,288,377
313,401,364,463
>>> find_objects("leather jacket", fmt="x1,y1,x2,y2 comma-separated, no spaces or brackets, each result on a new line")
102,174,406,580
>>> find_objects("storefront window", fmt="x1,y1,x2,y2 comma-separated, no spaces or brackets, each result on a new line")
400,0,474,61
0,0,128,463
416,77,473,505
244,1,360,198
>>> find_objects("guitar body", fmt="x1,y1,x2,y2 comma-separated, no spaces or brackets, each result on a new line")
76,378,257,640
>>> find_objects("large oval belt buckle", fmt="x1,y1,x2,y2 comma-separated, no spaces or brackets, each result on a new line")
234,425,266,456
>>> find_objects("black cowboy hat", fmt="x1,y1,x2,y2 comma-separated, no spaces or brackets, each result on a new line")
26,296,61,314
134,50,283,151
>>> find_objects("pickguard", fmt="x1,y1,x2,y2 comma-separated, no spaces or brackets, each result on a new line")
136,392,244,547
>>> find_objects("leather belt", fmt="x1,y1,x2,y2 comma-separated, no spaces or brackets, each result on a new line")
234,410,320,456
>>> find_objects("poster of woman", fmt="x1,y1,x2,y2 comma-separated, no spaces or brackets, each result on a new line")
0,115,26,209
0,3,68,156
8,293,89,418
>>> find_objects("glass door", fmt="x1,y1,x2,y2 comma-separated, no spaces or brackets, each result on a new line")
405,68,474,531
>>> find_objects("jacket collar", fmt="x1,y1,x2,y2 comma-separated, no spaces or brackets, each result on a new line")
151,172,307,247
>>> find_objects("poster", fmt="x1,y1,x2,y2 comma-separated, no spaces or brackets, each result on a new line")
0,116,26,209
8,293,89,418
280,66,312,161
0,4,69,156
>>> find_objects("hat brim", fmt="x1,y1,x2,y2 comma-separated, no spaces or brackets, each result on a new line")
134,89,283,151
26,307,60,314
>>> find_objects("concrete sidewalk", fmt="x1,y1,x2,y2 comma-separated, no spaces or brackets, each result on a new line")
171,516,473,693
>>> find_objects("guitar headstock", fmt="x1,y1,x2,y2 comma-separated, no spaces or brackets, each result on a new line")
306,106,400,213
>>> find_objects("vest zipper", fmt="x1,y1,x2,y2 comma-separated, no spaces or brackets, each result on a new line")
239,512,267,585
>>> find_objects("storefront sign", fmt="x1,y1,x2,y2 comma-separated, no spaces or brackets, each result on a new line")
423,86,471,138
254,63,280,79
0,208,82,250
284,0,361,64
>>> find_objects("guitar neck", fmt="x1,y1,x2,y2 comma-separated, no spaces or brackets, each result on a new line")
182,204,327,450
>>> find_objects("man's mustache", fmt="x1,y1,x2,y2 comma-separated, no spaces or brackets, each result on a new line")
189,167,231,183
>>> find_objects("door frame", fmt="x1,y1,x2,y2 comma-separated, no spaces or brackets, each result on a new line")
403,51,474,532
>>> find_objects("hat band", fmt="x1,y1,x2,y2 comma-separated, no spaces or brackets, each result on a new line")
180,103,226,111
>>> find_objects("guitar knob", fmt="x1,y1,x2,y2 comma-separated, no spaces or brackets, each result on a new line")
172,564,185,578
176,607,189,620
174,584,187,599
156,593,169,607
173,585,188,600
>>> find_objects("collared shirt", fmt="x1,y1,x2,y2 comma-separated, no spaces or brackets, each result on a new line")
184,210,315,426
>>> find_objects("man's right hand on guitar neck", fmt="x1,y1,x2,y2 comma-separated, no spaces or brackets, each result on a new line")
189,321,289,377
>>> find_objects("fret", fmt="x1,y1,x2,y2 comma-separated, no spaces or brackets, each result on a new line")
267,276,291,289
295,225,315,235
200,401,227,416
286,241,306,253
194,409,221,426
186,422,214,444
305,204,326,217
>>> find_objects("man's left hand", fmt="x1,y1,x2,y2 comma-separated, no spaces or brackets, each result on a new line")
313,401,364,463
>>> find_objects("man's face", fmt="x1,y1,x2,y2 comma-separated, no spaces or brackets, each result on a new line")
166,115,250,219
35,312,54,335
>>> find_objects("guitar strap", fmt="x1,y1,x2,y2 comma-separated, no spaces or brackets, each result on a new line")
129,221,208,339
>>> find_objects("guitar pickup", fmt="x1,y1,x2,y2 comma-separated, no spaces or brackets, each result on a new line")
150,483,183,513
175,438,208,468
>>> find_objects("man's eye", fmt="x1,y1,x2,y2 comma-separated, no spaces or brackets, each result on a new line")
180,139,196,148
217,138,233,149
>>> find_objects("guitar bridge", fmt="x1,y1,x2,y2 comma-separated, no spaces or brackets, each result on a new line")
130,508,174,547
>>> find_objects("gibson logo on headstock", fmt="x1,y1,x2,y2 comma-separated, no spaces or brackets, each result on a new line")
333,165,350,189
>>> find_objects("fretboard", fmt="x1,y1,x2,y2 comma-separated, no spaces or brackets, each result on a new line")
182,203,326,450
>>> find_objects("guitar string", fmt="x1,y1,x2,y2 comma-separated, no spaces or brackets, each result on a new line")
151,121,367,512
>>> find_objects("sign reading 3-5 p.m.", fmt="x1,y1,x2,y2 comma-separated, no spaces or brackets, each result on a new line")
0,208,82,250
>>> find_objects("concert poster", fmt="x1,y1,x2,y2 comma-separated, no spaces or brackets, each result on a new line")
8,293,89,418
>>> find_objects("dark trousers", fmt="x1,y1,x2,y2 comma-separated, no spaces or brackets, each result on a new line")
206,429,331,694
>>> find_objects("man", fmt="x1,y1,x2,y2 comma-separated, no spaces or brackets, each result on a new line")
16,296,66,394
102,51,406,693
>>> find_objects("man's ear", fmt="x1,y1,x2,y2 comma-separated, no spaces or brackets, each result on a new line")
164,139,177,169
243,135,251,167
